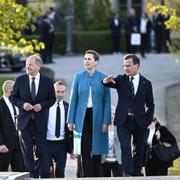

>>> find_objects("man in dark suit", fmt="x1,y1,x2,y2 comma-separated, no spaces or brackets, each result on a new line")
110,13,122,54
10,55,56,177
0,80,24,171
102,54,154,176
40,81,73,178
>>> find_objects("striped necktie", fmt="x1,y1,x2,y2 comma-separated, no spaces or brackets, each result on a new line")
129,76,134,98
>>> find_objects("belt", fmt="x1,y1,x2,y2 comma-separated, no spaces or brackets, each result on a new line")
47,139,65,143
128,112,135,116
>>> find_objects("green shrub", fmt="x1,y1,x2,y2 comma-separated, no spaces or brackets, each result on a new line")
53,30,126,54
0,77,15,96
26,30,127,55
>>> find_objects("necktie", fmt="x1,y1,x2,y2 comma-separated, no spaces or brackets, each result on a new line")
55,102,61,138
12,103,18,130
129,76,134,98
31,77,36,102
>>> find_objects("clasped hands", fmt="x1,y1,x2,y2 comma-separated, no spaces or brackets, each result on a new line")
23,102,42,112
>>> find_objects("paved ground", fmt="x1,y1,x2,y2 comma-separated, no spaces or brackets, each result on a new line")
1,53,180,178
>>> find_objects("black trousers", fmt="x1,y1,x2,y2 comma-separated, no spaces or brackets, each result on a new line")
20,119,46,178
81,108,102,177
0,136,24,172
102,161,123,177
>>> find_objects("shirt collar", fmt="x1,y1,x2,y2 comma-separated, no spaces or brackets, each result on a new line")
56,100,63,106
129,73,139,80
133,73,139,80
3,95,10,104
29,72,40,81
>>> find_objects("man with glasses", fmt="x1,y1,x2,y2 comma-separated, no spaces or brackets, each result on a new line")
102,54,154,176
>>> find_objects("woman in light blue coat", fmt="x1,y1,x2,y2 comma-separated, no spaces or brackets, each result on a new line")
67,50,111,177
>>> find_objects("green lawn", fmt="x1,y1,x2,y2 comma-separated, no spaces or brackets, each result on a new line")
0,77,15,96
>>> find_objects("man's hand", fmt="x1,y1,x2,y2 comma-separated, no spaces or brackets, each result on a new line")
102,124,108,133
0,145,9,153
33,104,42,112
23,102,34,111
103,75,116,84
68,123,74,131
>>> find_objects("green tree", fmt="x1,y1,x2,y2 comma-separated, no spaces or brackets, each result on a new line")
147,0,180,59
0,0,44,55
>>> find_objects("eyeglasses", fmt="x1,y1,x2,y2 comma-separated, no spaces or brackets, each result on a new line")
122,64,133,68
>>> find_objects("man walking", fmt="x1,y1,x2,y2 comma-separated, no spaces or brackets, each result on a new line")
102,54,154,176
10,55,56,177
40,81,73,178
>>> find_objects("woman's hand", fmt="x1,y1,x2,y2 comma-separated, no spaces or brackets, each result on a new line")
102,124,108,133
68,123,74,131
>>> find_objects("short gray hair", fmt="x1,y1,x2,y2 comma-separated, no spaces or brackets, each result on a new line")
2,80,15,94
27,55,43,65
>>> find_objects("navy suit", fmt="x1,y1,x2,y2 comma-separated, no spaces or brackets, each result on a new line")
10,73,55,177
110,18,121,53
40,101,73,178
103,74,154,176
0,97,24,171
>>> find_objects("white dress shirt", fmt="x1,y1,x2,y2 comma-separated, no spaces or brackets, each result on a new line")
47,100,65,141
3,96,18,125
130,73,140,95
87,87,93,108
29,72,40,95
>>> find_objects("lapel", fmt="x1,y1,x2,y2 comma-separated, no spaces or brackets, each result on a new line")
63,101,68,121
24,75,32,100
1,98,15,126
135,74,146,98
36,74,42,100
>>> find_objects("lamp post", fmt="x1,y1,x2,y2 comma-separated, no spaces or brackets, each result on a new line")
65,0,74,56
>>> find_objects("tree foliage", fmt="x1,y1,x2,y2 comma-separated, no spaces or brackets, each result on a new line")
147,0,180,32
59,0,112,31
147,0,180,59
0,0,44,55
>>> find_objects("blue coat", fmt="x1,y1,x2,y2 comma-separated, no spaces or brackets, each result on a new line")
67,70,111,155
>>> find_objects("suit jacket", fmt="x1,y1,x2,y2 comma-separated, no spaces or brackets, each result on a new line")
103,74,154,128
62,101,73,154
0,97,18,150
10,73,56,132
110,18,121,37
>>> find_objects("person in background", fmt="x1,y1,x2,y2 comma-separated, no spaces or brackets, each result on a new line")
125,8,140,54
40,81,73,178
0,80,24,172
110,13,122,54
102,54,154,176
101,106,123,177
67,50,111,177
10,55,56,177
144,118,177,176
140,13,153,58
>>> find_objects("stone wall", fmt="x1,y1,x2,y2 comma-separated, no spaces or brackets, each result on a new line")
165,83,180,145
